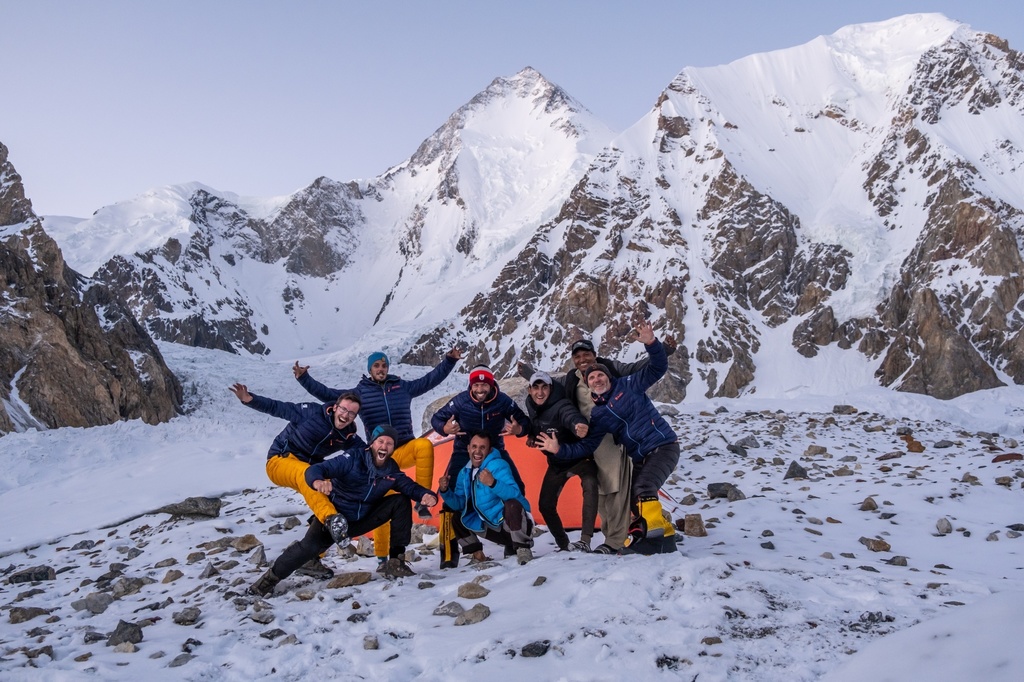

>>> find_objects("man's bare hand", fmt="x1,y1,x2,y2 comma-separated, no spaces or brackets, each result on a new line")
229,383,253,403
446,347,463,361
536,431,560,454
574,423,589,438
437,475,450,492
292,361,309,379
637,320,656,345
443,415,462,435
501,416,523,437
477,468,495,487
421,492,438,507
312,479,332,495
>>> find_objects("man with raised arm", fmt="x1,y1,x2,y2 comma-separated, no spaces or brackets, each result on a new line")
293,347,461,567
537,321,680,555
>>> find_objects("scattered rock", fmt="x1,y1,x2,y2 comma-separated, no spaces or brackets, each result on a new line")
163,570,184,584
859,497,878,512
173,607,201,626
760,542,775,550
993,453,1023,463
363,635,379,650
707,483,736,499
326,572,372,588
701,636,723,645
859,537,891,552
9,606,50,624
458,583,490,599
7,566,56,584
521,640,551,657
784,461,808,480
107,620,144,647
936,518,953,535
684,514,708,537
260,628,286,640
832,405,858,415
433,601,466,617
169,653,195,668
155,497,223,518
454,604,491,625
71,592,114,615
885,556,908,566
232,534,262,552
804,445,829,456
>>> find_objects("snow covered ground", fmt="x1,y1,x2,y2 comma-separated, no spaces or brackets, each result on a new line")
1,342,1023,680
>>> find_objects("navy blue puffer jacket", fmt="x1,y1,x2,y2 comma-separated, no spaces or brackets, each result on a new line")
556,340,675,463
298,355,458,444
244,394,364,463
305,447,433,522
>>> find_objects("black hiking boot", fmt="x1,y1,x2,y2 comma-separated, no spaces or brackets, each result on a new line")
619,535,679,556
294,557,334,580
379,557,416,579
324,513,349,547
247,568,281,597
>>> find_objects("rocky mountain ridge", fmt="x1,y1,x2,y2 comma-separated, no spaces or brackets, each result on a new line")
35,14,1024,402
0,143,181,434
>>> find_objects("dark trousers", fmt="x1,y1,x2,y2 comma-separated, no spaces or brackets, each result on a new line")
538,459,599,549
630,441,680,500
272,495,413,579
452,499,534,554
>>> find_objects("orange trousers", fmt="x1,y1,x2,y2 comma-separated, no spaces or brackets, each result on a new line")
265,454,337,523
373,438,434,558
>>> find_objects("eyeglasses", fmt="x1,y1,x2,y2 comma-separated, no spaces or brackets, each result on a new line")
334,406,357,419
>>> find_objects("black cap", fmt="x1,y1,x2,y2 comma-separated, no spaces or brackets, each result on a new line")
570,339,595,355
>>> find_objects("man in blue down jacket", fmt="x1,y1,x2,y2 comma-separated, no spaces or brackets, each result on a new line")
293,347,461,564
248,424,438,596
537,321,680,555
438,431,535,565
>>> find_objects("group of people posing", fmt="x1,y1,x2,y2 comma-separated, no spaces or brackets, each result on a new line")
230,321,681,597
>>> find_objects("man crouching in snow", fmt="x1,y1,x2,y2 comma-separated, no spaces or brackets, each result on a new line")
249,425,439,596
438,431,535,565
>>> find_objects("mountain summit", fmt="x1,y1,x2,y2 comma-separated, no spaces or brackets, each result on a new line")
36,13,1024,401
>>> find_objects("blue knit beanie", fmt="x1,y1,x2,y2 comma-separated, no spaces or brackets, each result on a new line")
370,424,399,445
367,352,389,373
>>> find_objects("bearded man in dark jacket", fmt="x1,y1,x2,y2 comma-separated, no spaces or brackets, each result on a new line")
523,371,599,552
248,425,438,597
293,347,461,566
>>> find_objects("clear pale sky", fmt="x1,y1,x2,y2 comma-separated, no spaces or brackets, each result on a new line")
2,1,1019,217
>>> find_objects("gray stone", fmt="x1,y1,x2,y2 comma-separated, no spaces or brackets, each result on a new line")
7,566,56,584
363,635,379,650
155,497,223,518
521,640,551,657
172,607,201,626
458,583,490,599
936,518,953,535
707,482,736,499
934,440,955,448
433,602,466,617
169,653,195,668
454,604,491,625
9,606,50,624
72,592,114,615
107,620,143,647
784,461,808,480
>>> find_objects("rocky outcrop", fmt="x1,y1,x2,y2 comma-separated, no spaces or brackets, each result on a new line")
0,142,181,432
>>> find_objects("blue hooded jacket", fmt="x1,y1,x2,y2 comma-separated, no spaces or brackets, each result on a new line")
441,448,530,533
305,446,433,522
244,394,364,463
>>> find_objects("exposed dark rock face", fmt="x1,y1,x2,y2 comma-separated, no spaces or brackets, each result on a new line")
0,143,181,433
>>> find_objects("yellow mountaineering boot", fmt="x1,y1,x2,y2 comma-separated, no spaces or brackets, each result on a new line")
621,496,676,555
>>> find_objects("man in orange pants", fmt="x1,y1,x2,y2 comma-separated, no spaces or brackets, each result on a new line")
293,347,461,567
230,382,364,540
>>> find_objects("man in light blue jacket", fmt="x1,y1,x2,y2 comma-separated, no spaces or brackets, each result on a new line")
438,431,535,565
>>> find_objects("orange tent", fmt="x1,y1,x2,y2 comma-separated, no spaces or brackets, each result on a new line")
419,432,588,529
